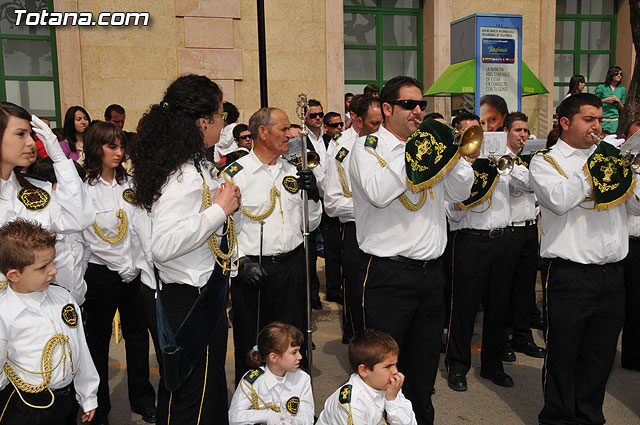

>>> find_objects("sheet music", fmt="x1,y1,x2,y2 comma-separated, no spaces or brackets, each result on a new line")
479,132,508,158
283,136,303,161
620,131,640,155
520,139,547,155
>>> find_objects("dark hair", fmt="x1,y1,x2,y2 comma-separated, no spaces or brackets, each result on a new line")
0,218,56,274
451,111,480,128
83,121,128,185
223,101,240,124
131,74,223,211
233,123,250,140
290,123,301,129
0,101,36,190
247,322,304,368
348,94,363,114
308,99,322,109
556,92,602,123
348,329,399,372
622,119,640,139
380,76,423,120
104,104,125,120
546,127,561,149
604,66,623,86
503,112,528,131
363,84,379,97
479,95,508,116
345,92,354,100
424,112,444,121
568,75,585,95
323,112,341,125
356,96,381,119
27,156,86,183
62,106,91,152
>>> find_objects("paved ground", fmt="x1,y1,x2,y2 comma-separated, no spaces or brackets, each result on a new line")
105,259,640,424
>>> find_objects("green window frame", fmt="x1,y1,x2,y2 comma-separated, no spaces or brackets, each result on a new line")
344,0,423,94
0,0,62,126
554,0,617,108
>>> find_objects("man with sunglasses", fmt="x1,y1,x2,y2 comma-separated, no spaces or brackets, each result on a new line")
350,76,474,425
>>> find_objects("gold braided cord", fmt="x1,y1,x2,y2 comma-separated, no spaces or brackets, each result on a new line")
337,161,352,198
240,380,281,413
241,186,282,221
4,333,74,409
339,401,354,425
365,147,387,168
92,209,128,244
0,280,7,290
398,190,428,212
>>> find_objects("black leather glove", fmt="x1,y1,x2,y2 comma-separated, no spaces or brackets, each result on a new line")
237,257,268,291
297,169,320,202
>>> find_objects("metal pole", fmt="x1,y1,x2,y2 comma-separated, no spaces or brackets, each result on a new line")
256,221,264,340
257,0,268,107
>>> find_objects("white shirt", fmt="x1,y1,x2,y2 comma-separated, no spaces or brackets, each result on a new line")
215,123,239,161
0,160,95,293
227,150,322,257
327,126,356,160
316,373,417,425
529,139,640,264
350,124,474,260
307,129,327,195
53,232,90,305
323,128,358,222
229,366,314,425
151,161,231,287
507,151,539,223
0,285,99,412
629,215,640,238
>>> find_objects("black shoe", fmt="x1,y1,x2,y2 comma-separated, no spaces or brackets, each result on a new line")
502,347,516,362
480,370,514,388
133,406,157,423
530,317,544,330
325,294,343,305
512,341,546,358
447,372,468,392
311,297,322,310
91,413,110,425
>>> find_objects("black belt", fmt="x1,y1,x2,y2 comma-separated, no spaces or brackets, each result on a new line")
630,236,640,243
381,255,439,269
551,257,623,271
247,244,303,264
459,228,506,239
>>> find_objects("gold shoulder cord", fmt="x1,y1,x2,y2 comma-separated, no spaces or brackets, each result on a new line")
337,160,352,198
198,169,238,273
338,400,354,425
223,172,284,223
4,333,73,409
240,380,281,413
92,209,128,244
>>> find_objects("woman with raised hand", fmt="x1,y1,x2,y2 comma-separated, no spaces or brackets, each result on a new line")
130,74,241,425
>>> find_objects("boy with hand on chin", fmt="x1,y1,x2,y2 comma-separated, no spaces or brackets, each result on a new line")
0,219,99,424
316,329,417,425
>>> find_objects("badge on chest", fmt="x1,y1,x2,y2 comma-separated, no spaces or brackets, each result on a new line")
17,188,50,211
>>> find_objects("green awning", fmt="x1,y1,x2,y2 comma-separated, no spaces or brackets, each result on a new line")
424,59,549,96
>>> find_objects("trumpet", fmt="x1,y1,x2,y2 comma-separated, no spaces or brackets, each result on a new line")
290,150,320,169
413,119,484,157
592,132,640,174
489,154,515,176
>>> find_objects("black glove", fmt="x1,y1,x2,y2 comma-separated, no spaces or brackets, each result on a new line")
297,169,320,202
237,257,268,291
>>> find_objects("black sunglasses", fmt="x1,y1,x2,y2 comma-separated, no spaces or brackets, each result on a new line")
390,99,427,111
238,134,252,140
614,72,623,76
308,112,324,119
326,122,344,128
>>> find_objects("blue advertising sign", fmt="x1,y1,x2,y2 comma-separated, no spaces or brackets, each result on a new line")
481,38,515,63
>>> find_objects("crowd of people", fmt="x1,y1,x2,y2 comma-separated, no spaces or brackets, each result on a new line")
0,69,637,425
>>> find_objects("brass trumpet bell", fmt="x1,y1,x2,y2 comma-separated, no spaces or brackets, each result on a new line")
292,150,320,169
455,125,484,157
491,154,514,175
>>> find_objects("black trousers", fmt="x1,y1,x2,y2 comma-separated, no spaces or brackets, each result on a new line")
144,282,229,425
309,229,321,300
622,238,640,369
342,221,363,337
445,230,514,376
505,224,539,345
539,259,624,425
320,211,343,299
0,384,78,425
362,254,444,425
83,264,155,416
231,246,308,385
443,229,456,328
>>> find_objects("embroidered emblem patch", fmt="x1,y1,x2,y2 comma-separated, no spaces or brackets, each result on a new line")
61,304,78,328
338,384,352,404
225,162,243,178
17,188,50,211
122,188,136,204
286,396,299,415
282,176,299,194
364,135,379,149
243,368,264,384
332,132,342,141
335,147,349,163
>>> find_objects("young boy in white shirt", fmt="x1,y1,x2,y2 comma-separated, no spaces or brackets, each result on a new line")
316,329,417,425
0,218,99,424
